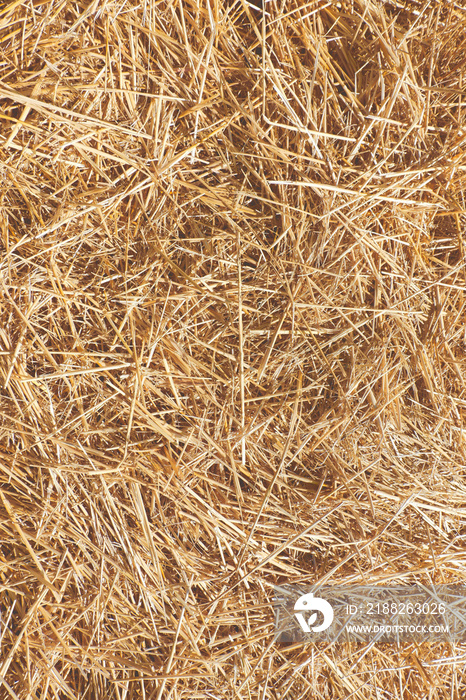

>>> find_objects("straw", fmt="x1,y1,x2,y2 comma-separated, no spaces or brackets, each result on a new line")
1,0,466,696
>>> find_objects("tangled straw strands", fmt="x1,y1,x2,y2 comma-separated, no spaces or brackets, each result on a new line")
1,0,466,697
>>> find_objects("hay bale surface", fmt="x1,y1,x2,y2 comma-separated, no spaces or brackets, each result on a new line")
1,0,466,697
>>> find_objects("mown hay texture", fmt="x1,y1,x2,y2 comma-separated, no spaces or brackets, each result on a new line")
1,0,466,697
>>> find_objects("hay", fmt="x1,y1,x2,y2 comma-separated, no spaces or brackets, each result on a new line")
1,0,466,696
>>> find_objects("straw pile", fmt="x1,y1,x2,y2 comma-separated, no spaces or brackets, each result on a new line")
1,0,466,696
